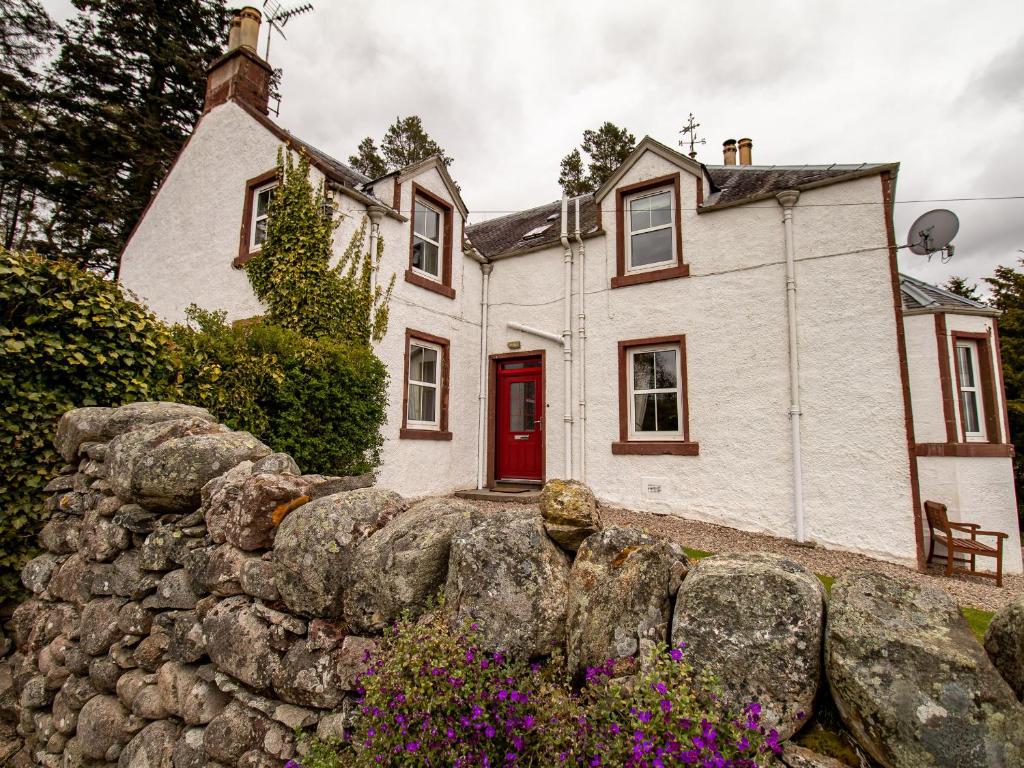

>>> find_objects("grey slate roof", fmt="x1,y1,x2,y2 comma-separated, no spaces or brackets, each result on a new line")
467,196,598,259
703,163,892,209
899,273,994,313
285,133,371,188
467,164,895,259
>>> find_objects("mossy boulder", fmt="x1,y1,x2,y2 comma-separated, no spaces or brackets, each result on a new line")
827,572,1024,767
539,478,600,551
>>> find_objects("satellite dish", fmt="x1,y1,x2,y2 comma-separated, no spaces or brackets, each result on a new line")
907,209,959,255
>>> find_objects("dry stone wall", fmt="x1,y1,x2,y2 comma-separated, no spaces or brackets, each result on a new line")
2,402,1024,768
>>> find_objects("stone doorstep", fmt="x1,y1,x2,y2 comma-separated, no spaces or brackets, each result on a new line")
454,487,541,504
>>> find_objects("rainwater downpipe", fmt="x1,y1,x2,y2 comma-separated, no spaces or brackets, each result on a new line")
574,198,587,482
367,204,386,290
476,259,492,489
777,190,806,543
559,195,575,480
463,246,491,489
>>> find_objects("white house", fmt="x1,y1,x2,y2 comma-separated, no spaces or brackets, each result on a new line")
119,8,1020,573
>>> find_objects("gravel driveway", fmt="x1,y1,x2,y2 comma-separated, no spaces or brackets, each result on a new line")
460,496,1023,613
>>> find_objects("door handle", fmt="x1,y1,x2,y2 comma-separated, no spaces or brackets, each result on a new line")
534,419,543,431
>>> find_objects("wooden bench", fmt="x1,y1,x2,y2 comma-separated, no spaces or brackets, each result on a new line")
924,500,1007,587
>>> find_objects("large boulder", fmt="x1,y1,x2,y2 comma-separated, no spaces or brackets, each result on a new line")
55,402,215,462
108,418,270,511
539,479,600,551
671,552,824,740
118,719,180,768
272,488,406,617
202,460,254,544
445,514,570,659
827,571,1024,767
344,497,483,633
271,635,375,709
566,526,687,679
76,694,141,760
985,597,1024,700
201,597,285,690
203,701,272,765
223,472,312,551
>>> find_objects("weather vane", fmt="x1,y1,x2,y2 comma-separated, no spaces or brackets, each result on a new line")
678,113,706,160
262,1,314,62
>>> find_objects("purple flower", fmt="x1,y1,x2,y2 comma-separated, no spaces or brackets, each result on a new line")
406,741,419,752
669,647,684,662
660,698,672,714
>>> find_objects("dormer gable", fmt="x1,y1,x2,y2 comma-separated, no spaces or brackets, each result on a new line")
594,136,711,204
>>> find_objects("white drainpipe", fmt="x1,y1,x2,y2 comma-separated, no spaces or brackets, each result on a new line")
463,245,491,490
559,195,574,480
777,190,805,543
476,261,492,489
367,204,386,290
574,198,587,482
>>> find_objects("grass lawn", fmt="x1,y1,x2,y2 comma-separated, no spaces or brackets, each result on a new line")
681,547,994,641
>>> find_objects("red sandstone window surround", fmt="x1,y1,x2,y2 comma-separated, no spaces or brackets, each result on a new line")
234,169,278,268
612,173,689,289
612,334,699,455
405,183,455,299
401,328,452,440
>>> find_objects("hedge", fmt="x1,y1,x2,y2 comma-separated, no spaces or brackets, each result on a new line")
0,248,176,601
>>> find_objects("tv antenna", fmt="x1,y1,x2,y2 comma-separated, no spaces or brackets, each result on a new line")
678,113,706,160
907,209,959,263
262,1,314,62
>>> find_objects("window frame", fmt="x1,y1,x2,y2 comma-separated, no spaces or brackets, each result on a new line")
626,343,684,441
949,332,1001,444
249,180,276,251
405,183,455,299
406,339,442,430
401,328,452,440
234,168,279,268
613,334,699,455
624,187,676,274
612,173,689,289
411,197,443,282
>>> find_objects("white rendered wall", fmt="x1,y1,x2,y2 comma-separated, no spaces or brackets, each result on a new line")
904,313,947,444
918,456,1022,573
120,102,481,497
119,101,277,322
488,154,918,565
905,310,1021,572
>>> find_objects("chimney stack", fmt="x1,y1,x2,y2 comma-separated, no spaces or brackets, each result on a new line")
723,139,737,166
203,6,273,115
738,137,753,165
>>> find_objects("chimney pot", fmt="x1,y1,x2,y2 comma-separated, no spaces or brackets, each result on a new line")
723,139,737,166
738,137,753,165
227,15,242,50
237,6,262,52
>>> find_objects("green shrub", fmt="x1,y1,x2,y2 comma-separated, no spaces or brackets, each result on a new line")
169,307,387,476
0,248,176,602
304,611,777,767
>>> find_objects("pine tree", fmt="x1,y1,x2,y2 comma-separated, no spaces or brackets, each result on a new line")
557,149,589,198
984,259,1024,526
348,116,453,179
38,0,228,274
943,275,982,302
0,0,54,249
558,122,637,195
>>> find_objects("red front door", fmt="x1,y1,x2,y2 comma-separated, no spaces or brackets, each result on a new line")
496,358,544,482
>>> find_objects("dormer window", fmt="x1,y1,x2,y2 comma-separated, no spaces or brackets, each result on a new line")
611,173,689,288
412,198,442,279
405,183,456,299
626,188,674,270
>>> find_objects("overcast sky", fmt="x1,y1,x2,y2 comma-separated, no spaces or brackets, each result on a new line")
43,0,1024,291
